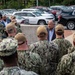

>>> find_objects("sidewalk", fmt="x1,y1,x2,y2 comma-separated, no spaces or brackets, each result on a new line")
65,30,75,45
65,34,73,45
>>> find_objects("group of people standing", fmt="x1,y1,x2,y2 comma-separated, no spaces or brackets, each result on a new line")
0,13,75,75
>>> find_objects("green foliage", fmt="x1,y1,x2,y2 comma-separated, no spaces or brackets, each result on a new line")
0,0,75,9
6,1,18,9
62,0,71,5
0,0,24,9
25,0,35,8
0,5,4,9
62,0,75,5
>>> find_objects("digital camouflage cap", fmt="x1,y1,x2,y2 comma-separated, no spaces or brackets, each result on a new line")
0,38,18,56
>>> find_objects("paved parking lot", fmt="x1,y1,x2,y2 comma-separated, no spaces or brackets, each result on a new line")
64,30,74,37
65,30,75,45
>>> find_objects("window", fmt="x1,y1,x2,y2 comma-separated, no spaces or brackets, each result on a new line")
33,12,42,16
27,13,35,17
15,13,27,16
72,10,75,15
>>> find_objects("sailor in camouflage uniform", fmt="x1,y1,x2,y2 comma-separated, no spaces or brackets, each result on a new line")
14,33,45,75
0,38,4,71
56,33,75,75
0,23,5,71
0,38,38,75
56,51,75,75
68,33,75,53
29,25,59,75
5,22,17,37
0,22,8,39
52,24,72,62
10,15,22,33
0,22,5,39
0,13,8,38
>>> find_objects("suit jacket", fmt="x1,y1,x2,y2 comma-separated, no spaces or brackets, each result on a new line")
1,18,11,27
47,27,56,41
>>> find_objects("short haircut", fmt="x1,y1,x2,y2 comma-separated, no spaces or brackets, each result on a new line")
56,30,64,35
38,32,47,38
0,51,17,64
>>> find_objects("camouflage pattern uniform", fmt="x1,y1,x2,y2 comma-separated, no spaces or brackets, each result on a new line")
0,66,38,75
18,50,46,75
0,59,4,71
29,40,59,75
0,22,8,39
56,50,75,75
10,15,22,33
15,23,22,33
6,22,22,36
0,23,6,71
68,46,75,53
14,33,45,75
0,38,38,75
53,38,72,62
12,20,22,33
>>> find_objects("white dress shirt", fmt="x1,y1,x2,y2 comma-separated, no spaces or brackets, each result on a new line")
3,21,8,27
49,28,54,41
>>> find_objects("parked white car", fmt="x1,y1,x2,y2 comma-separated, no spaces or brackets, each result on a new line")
13,11,55,25
8,15,27,24
21,8,54,18
21,8,38,12
14,15,27,24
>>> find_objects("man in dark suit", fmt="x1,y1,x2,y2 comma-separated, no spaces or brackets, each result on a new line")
47,20,56,41
0,13,2,21
1,15,11,27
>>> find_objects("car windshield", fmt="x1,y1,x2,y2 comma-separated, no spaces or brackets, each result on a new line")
33,11,42,16
61,6,72,11
36,10,44,14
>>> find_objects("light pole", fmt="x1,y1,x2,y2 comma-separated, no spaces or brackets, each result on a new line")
49,0,50,7
36,0,38,6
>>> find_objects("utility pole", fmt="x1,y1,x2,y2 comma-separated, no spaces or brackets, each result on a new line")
4,0,6,5
53,0,54,4
24,0,26,7
36,0,38,6
49,0,50,7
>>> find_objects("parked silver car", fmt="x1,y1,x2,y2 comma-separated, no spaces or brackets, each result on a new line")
21,8,54,18
13,11,55,25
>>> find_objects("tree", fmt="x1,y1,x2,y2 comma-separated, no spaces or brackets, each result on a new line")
25,0,35,8
62,0,75,5
0,0,75,9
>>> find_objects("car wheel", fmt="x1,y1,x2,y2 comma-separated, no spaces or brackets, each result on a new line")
67,21,75,30
38,20,46,25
